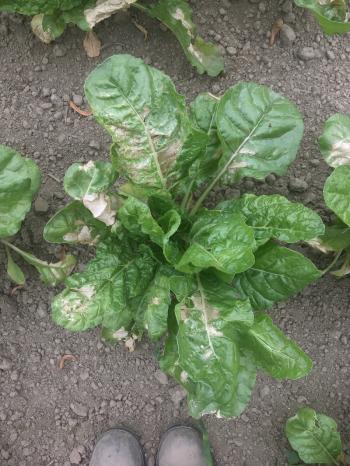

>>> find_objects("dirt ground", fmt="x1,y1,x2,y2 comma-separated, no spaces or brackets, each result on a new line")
0,1,350,465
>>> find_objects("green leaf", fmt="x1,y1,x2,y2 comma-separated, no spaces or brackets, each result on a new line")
5,246,25,285
332,250,350,277
133,266,172,340
216,82,304,183
324,165,350,227
84,54,189,189
245,314,312,379
64,160,119,226
3,240,76,286
43,201,109,245
160,274,256,418
142,0,224,77
285,407,343,464
52,236,156,332
118,196,182,264
219,194,324,246
177,209,255,275
309,221,350,253
0,144,41,238
319,114,350,168
170,93,221,196
233,242,321,310
294,0,350,34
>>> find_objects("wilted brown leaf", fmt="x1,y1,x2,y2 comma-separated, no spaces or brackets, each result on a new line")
83,31,101,58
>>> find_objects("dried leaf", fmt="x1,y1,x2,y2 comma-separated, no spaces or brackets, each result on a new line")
83,31,101,58
69,101,92,117
270,18,284,46
132,19,148,40
59,354,77,369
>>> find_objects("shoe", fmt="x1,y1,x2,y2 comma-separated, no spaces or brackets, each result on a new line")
157,426,207,466
90,428,145,466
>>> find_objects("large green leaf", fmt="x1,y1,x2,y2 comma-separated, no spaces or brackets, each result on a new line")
319,114,350,168
84,55,189,189
118,196,182,264
52,236,156,332
64,161,119,226
324,165,350,227
0,145,41,238
216,83,304,183
233,242,321,310
219,194,324,246
176,209,255,275
245,314,312,379
3,240,76,286
43,201,108,245
142,0,224,77
286,407,343,464
294,0,350,34
160,273,256,418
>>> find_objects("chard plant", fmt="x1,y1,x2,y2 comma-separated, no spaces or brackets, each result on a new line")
294,0,350,34
0,0,223,77
0,144,75,286
309,113,350,276
285,407,346,465
44,54,326,418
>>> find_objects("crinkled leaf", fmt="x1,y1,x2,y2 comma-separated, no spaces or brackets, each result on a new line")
294,0,350,34
319,114,350,168
84,55,189,188
216,83,304,183
44,201,108,245
118,196,182,264
245,314,312,379
0,145,41,238
4,241,76,286
324,165,350,227
5,247,25,285
219,194,324,246
285,407,343,464
233,242,321,310
84,0,137,28
64,161,119,225
143,0,224,77
177,210,255,275
160,274,256,418
133,266,172,340
52,237,156,331
170,93,221,195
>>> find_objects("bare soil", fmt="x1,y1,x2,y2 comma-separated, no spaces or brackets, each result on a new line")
0,1,350,465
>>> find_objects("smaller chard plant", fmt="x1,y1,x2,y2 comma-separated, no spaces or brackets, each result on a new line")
45,54,326,418
285,407,346,465
309,113,350,277
294,0,350,34
0,145,75,286
0,0,223,77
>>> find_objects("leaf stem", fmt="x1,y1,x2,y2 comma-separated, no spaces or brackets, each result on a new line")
181,180,194,211
321,250,343,276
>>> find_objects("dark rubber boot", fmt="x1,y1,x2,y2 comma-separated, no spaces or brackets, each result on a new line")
90,428,145,466
157,426,207,466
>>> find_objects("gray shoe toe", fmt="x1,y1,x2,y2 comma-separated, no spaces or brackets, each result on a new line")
157,426,207,466
90,429,145,466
